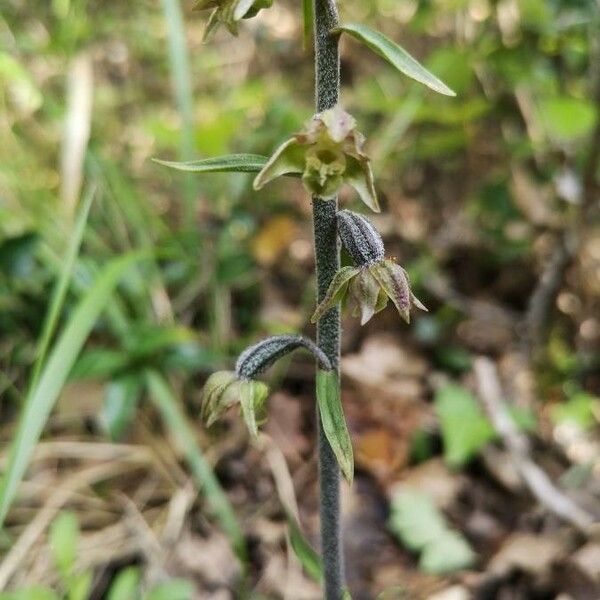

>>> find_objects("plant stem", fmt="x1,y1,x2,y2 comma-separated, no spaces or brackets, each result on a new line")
313,0,343,597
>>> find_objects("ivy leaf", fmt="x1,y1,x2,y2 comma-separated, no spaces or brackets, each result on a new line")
316,370,354,483
153,154,268,173
334,23,456,97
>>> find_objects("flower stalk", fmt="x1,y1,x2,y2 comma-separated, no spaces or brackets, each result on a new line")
313,0,345,597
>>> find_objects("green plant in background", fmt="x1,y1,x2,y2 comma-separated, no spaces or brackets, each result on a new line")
160,1,454,596
388,490,475,575
0,512,195,600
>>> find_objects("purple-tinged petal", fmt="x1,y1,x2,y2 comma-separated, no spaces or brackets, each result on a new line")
349,269,380,325
369,260,411,322
319,105,357,143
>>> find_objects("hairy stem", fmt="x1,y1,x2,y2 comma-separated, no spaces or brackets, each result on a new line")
313,0,343,597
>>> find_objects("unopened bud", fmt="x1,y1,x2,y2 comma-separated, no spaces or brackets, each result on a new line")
235,335,331,379
337,210,384,266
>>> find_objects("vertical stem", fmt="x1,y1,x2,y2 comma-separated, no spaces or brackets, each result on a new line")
313,1,343,598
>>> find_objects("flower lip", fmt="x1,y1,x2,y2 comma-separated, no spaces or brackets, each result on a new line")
337,210,385,267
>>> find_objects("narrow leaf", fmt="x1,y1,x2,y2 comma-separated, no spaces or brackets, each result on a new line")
287,514,323,583
30,185,95,389
316,370,354,483
334,23,456,97
153,154,268,173
0,251,146,528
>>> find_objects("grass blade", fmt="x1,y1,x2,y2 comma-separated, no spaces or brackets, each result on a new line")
29,185,95,390
160,0,197,221
335,23,456,97
145,370,246,561
0,251,146,527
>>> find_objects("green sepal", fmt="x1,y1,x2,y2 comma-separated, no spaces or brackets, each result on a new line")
200,371,238,426
311,266,360,323
253,138,305,190
238,379,269,438
345,155,379,212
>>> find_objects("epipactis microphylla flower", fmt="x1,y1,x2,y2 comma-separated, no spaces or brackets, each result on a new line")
201,335,331,437
194,0,272,39
253,105,379,212
311,210,427,325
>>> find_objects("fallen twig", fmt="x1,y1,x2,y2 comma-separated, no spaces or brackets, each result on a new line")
473,356,596,533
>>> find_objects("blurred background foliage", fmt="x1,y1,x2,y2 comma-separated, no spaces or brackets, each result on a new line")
1,0,599,598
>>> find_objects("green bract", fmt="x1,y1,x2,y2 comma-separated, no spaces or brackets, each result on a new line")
254,105,379,212
195,0,273,39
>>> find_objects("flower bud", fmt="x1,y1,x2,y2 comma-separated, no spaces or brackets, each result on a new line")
236,335,331,379
337,210,385,267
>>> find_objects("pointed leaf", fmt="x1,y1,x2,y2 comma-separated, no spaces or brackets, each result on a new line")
153,154,268,174
311,266,360,323
239,380,269,438
335,24,456,97
253,138,305,189
316,370,354,483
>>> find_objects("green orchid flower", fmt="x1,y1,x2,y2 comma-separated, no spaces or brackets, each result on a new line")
311,210,426,324
200,335,331,437
195,0,273,39
253,105,379,212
